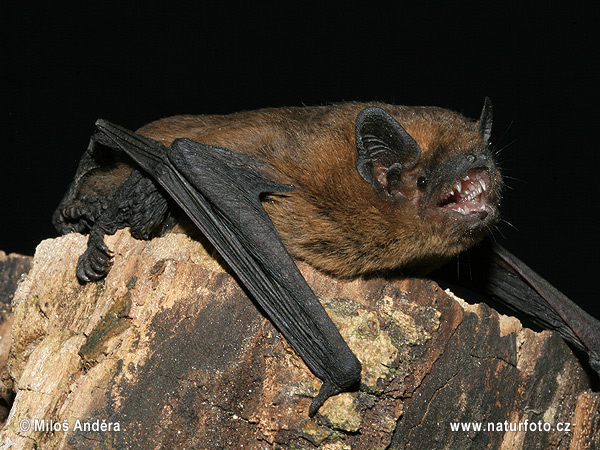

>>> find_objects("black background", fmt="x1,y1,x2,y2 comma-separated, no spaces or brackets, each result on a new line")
4,4,598,318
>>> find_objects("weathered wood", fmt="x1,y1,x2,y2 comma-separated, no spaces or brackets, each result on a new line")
0,231,597,449
0,252,32,306
0,251,32,425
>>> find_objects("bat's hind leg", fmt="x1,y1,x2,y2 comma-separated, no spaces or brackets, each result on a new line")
76,169,176,283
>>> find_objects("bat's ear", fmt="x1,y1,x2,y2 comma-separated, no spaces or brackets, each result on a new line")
477,97,493,144
355,107,421,195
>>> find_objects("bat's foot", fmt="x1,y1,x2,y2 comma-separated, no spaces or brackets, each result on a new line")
53,196,106,235
77,229,113,283
308,381,346,417
309,351,362,416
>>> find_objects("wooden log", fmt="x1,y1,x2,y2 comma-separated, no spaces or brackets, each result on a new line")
0,251,32,308
0,251,32,425
0,230,597,449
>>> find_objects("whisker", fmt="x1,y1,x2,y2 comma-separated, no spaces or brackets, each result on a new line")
494,137,519,155
492,224,506,239
494,120,514,149
500,218,519,231
465,249,473,281
502,175,525,182
485,225,499,243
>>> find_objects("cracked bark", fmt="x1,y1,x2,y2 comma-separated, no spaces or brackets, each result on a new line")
0,231,598,450
0,251,32,425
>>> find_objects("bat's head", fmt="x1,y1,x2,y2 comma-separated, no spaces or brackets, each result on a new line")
353,99,503,274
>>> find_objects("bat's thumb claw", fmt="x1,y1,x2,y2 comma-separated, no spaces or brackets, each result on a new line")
308,382,343,417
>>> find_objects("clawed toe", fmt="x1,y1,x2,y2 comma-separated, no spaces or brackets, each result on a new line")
76,231,113,283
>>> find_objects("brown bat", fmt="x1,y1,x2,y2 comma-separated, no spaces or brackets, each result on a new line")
53,100,600,416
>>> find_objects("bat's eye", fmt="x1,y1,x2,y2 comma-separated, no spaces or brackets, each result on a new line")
417,177,428,190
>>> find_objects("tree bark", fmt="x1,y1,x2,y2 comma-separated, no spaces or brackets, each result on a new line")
0,251,32,424
0,230,597,449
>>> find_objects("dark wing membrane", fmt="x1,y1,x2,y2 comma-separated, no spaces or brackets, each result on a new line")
94,120,362,415
488,243,600,375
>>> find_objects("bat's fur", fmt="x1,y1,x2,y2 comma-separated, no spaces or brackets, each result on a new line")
133,103,502,277
59,102,502,278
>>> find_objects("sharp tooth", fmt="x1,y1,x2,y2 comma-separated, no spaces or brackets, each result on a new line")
456,182,462,193
463,175,470,181
480,178,487,191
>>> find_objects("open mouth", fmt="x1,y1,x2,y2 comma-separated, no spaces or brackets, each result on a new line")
437,169,490,216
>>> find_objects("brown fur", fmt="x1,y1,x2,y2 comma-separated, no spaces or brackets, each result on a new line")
136,103,502,277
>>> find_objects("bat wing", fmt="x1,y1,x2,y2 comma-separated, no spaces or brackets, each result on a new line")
487,243,600,375
435,240,600,377
93,120,361,416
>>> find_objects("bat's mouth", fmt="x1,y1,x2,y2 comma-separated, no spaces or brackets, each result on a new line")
437,169,491,218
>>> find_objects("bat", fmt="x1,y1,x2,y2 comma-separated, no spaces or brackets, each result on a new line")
52,100,600,416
